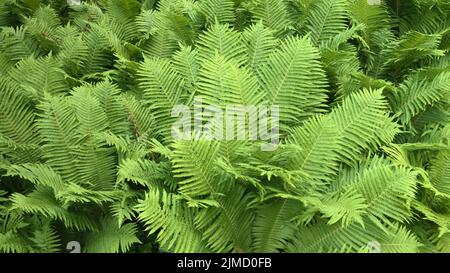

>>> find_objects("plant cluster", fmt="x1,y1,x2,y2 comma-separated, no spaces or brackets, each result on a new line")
0,0,449,253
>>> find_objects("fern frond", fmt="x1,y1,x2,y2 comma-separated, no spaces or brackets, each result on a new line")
288,219,420,253
302,0,349,45
57,183,118,205
54,25,89,76
5,163,65,193
80,23,115,74
194,186,254,252
30,220,61,253
10,187,96,231
285,115,340,189
120,94,156,140
110,188,139,227
83,216,140,253
24,6,60,38
171,139,222,198
105,0,140,42
197,24,247,65
245,0,291,33
172,45,200,91
78,81,130,136
198,0,235,25
429,150,450,196
349,0,392,35
0,231,32,253
138,57,184,139
0,26,38,63
117,158,173,190
9,55,69,99
0,77,35,143
0,77,41,162
390,69,450,125
242,22,278,73
197,54,264,107
318,187,367,228
135,188,207,253
329,88,399,164
382,31,446,77
334,156,418,225
257,36,328,131
252,198,303,252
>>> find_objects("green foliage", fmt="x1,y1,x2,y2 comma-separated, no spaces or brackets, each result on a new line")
0,0,449,253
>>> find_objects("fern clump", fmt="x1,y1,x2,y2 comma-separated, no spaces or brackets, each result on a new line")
0,0,449,253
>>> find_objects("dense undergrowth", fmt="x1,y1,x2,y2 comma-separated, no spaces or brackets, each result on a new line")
0,0,449,253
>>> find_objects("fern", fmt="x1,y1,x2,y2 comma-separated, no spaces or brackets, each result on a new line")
244,0,291,34
83,216,140,253
0,0,449,254
302,0,349,45
135,188,207,253
257,36,328,131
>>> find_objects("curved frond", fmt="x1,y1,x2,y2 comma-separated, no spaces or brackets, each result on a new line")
135,188,207,253
257,36,328,131
302,0,349,45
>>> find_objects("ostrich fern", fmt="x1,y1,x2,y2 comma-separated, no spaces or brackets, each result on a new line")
0,0,449,253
